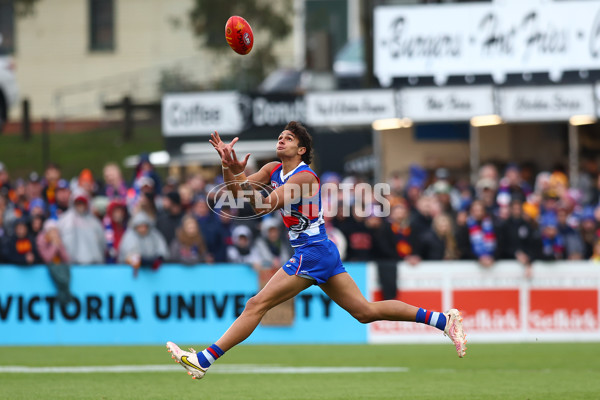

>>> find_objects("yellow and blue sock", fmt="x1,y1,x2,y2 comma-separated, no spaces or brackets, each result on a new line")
195,344,225,368
416,308,447,331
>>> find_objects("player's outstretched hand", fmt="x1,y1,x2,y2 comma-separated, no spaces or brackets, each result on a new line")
229,149,251,176
209,131,233,160
209,131,250,175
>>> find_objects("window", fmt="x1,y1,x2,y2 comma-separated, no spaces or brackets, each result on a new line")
89,0,115,51
0,0,15,54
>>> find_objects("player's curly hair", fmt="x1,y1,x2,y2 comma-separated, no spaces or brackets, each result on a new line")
284,121,313,165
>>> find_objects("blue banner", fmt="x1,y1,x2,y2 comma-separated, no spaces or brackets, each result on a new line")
0,263,367,345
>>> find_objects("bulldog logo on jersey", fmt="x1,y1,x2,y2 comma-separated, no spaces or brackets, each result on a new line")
288,210,311,232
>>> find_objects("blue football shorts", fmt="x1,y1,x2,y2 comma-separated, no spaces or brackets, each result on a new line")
282,239,346,284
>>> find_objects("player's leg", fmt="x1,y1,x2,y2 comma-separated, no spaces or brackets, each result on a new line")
319,272,418,322
215,268,312,351
319,272,466,357
167,268,312,379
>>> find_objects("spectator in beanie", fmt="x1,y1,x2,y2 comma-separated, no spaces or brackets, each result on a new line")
404,164,427,210
50,179,71,219
255,218,291,270
496,200,541,275
4,217,41,265
92,195,110,220
102,162,128,199
132,153,162,194
156,191,184,245
29,197,46,219
457,200,498,267
388,199,420,265
26,172,43,201
42,163,62,207
103,199,129,263
227,225,261,271
131,176,158,220
417,213,459,261
404,178,424,212
475,178,498,216
118,211,168,270
496,164,531,206
556,205,584,259
78,168,97,196
539,213,566,261
431,180,457,219
36,219,69,265
170,214,211,264
58,189,106,264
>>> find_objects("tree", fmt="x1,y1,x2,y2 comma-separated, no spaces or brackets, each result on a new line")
188,0,293,91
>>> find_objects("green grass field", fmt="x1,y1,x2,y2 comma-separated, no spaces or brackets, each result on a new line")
0,125,164,179
1,343,599,399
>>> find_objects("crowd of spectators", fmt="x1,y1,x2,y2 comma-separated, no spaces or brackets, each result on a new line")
1,155,600,276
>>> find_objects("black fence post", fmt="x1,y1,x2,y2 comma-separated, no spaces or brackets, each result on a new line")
22,98,31,141
123,96,133,141
42,118,50,169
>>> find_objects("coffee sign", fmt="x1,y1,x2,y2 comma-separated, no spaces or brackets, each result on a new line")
374,0,600,86
162,92,244,136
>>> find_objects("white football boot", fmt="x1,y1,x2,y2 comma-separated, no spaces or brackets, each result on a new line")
166,341,207,380
444,309,467,358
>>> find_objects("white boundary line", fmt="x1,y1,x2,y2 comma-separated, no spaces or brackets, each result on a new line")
0,364,409,374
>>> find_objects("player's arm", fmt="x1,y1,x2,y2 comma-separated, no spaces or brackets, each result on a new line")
221,161,280,198
229,161,280,189
236,171,318,215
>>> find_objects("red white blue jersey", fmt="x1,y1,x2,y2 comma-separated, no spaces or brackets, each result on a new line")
269,161,327,247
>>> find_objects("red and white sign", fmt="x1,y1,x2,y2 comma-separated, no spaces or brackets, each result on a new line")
367,261,600,343
529,289,598,332
455,289,520,332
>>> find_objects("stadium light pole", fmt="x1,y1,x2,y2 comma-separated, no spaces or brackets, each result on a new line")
469,115,503,186
568,115,597,189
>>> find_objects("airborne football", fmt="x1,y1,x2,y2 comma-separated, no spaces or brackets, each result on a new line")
225,15,254,55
